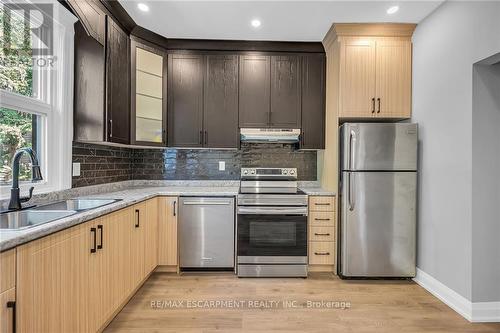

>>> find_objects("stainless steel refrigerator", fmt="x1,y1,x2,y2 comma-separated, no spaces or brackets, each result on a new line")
339,123,418,278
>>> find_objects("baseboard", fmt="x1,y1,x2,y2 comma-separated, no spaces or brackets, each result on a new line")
308,264,336,273
471,301,500,322
413,268,500,323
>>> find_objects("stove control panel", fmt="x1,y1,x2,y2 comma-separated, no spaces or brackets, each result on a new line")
241,168,297,179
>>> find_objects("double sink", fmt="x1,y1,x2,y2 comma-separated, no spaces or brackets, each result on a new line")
0,199,121,230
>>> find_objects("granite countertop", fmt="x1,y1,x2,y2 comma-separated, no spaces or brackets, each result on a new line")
0,185,239,252
300,186,336,196
0,180,335,252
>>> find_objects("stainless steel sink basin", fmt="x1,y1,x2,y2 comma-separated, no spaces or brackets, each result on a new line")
0,210,77,230
33,198,121,212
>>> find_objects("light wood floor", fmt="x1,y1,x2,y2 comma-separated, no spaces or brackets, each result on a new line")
104,272,500,333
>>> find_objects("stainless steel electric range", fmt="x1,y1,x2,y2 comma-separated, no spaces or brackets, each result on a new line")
236,167,308,277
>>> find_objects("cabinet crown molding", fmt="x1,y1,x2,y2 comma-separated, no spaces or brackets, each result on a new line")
323,23,417,47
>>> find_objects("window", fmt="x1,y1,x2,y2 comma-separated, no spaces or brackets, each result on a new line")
0,0,77,198
0,108,41,184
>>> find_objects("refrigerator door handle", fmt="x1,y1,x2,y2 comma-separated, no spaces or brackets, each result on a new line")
348,173,355,211
349,130,356,170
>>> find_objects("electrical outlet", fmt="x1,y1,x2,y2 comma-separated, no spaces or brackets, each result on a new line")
72,163,81,177
218,161,225,171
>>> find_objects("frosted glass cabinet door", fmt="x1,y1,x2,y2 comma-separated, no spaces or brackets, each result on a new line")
136,117,163,143
132,40,166,145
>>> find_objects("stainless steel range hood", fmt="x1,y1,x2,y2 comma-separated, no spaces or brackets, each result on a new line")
240,128,300,143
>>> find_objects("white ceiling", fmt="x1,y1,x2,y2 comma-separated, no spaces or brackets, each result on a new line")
119,0,443,42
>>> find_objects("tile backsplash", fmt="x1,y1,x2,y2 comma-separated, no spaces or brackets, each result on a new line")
72,143,134,188
72,142,317,188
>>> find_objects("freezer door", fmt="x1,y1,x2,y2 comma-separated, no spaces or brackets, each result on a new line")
340,123,418,171
340,171,416,277
179,197,235,268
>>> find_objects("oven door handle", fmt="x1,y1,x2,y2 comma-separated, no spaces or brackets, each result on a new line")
237,206,308,215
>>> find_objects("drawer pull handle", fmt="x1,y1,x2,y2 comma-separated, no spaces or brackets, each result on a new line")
314,233,331,236
314,203,331,206
90,227,97,253
97,224,103,250
315,218,331,221
314,252,330,256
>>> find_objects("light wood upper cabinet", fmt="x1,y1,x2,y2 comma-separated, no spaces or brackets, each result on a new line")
375,40,412,118
158,197,178,266
340,38,376,118
328,23,416,119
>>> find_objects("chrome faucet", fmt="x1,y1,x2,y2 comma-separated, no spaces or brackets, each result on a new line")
8,148,43,210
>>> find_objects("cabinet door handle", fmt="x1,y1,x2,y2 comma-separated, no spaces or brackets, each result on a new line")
314,218,331,221
377,98,381,114
314,252,330,256
372,98,375,113
204,131,208,146
90,227,97,253
173,200,177,217
135,209,140,228
7,301,16,333
314,203,331,206
109,119,113,138
314,233,331,236
97,224,103,250
199,130,203,145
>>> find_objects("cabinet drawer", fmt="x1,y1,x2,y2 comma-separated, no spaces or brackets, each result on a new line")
309,242,335,265
310,227,335,242
309,196,335,211
308,211,336,227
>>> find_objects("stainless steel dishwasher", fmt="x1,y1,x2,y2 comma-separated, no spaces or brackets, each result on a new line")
179,197,235,269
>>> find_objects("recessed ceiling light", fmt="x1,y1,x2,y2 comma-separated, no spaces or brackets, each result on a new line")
137,3,149,12
387,6,399,14
251,19,261,28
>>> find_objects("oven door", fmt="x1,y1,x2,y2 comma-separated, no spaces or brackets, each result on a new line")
237,206,307,264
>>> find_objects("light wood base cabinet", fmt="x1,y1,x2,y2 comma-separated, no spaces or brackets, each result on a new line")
158,197,178,266
308,196,337,273
1,249,16,333
17,223,91,332
15,198,159,333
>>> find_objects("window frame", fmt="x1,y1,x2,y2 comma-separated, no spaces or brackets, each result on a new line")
0,0,77,199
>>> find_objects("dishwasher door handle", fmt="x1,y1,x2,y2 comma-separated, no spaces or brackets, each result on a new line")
182,200,233,205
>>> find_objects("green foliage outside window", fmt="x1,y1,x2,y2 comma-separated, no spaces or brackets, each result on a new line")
0,6,36,184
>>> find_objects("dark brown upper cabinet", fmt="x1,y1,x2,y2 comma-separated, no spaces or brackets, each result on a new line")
106,17,130,144
66,0,105,45
74,14,130,144
130,38,167,146
300,54,326,149
167,54,204,147
238,55,271,128
239,54,302,129
270,55,301,128
74,22,105,142
204,55,239,148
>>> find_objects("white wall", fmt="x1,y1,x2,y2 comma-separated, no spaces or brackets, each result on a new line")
471,63,500,302
412,0,500,302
